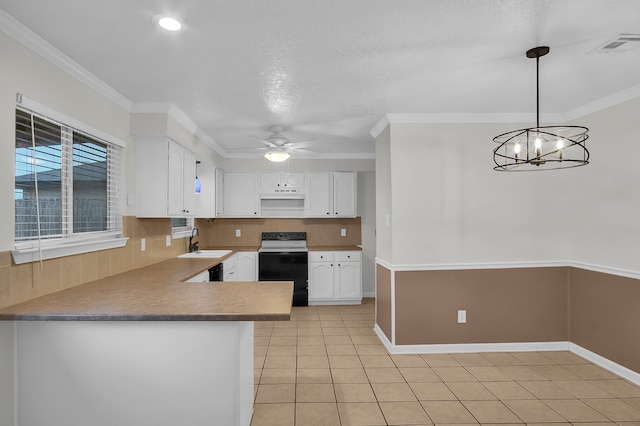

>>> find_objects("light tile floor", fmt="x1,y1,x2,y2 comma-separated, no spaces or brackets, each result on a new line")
251,298,640,425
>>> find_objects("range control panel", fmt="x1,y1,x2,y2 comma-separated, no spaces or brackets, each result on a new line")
261,232,307,241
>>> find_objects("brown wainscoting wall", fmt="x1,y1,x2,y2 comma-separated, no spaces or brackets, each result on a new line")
197,217,361,247
377,263,640,376
375,264,392,341
393,268,569,345
569,267,640,374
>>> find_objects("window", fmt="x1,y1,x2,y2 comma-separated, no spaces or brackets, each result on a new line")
12,96,127,264
172,217,194,239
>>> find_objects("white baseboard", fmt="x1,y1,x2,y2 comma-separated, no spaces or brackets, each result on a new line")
373,326,640,387
569,343,640,387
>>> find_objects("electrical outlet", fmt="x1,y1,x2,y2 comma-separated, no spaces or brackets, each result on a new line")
235,229,241,237
141,238,146,252
166,235,171,247
340,228,347,237
457,310,467,324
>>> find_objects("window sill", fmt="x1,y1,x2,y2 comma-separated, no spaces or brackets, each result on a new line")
12,237,129,265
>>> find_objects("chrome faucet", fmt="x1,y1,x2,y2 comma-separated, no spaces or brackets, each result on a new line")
188,227,200,253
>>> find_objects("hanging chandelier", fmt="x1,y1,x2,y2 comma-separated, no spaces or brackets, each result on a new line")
493,46,589,171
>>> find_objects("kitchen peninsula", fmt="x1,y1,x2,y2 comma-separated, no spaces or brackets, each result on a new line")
0,255,293,426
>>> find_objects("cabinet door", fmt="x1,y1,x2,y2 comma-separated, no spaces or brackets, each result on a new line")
195,164,216,218
186,270,210,283
333,172,357,217
223,254,238,282
215,168,224,217
260,172,281,192
236,252,257,281
167,141,184,216
304,172,332,217
182,150,197,216
282,172,305,189
335,261,361,300
223,173,259,217
309,262,334,300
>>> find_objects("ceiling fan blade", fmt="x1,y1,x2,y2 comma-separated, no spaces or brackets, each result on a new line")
288,139,318,149
249,136,277,147
289,148,322,157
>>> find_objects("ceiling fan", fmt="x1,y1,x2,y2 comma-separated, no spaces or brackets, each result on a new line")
240,126,320,162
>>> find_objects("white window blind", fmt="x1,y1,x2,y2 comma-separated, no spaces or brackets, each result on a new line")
13,102,126,263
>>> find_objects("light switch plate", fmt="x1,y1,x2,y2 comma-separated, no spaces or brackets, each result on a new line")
141,238,146,252
457,310,466,324
166,235,171,247
341,229,347,237
235,229,241,237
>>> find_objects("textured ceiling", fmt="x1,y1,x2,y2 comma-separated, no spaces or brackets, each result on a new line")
2,0,640,159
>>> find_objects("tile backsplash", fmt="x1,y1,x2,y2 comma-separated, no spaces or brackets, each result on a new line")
0,216,361,309
0,217,187,309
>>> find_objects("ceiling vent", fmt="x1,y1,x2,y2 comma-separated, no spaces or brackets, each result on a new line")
591,34,640,54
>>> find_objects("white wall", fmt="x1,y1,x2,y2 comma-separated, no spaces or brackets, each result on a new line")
379,96,640,272
358,171,376,297
0,31,133,245
375,126,392,261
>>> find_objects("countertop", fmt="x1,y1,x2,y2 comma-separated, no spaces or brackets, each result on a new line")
206,245,362,251
307,245,362,251
0,256,293,322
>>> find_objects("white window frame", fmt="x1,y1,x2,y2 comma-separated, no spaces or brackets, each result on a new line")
12,94,128,264
171,217,195,239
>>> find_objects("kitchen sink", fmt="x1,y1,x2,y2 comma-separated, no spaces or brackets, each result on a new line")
177,250,232,259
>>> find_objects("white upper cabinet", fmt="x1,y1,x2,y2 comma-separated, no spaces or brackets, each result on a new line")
304,172,332,217
194,163,217,218
260,172,305,193
333,172,357,217
305,172,357,218
215,168,224,217
136,138,198,218
223,173,259,217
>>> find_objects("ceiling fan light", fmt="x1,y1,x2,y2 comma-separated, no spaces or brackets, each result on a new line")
264,150,290,162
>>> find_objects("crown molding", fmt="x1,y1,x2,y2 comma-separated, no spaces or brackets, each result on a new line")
0,9,132,112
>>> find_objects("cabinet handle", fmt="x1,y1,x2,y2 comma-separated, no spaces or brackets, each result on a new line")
320,256,323,259
347,255,351,258
326,212,330,215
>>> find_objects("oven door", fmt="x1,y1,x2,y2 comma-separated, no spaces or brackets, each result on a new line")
258,251,308,307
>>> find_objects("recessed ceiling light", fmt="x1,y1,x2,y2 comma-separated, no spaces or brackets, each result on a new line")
151,15,185,32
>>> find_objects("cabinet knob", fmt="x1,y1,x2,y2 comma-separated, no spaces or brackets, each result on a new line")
326,212,330,215
347,255,351,258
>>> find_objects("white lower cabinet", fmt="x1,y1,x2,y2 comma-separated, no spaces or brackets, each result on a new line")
224,252,257,282
236,252,257,281
223,255,238,282
186,270,210,283
308,251,361,305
